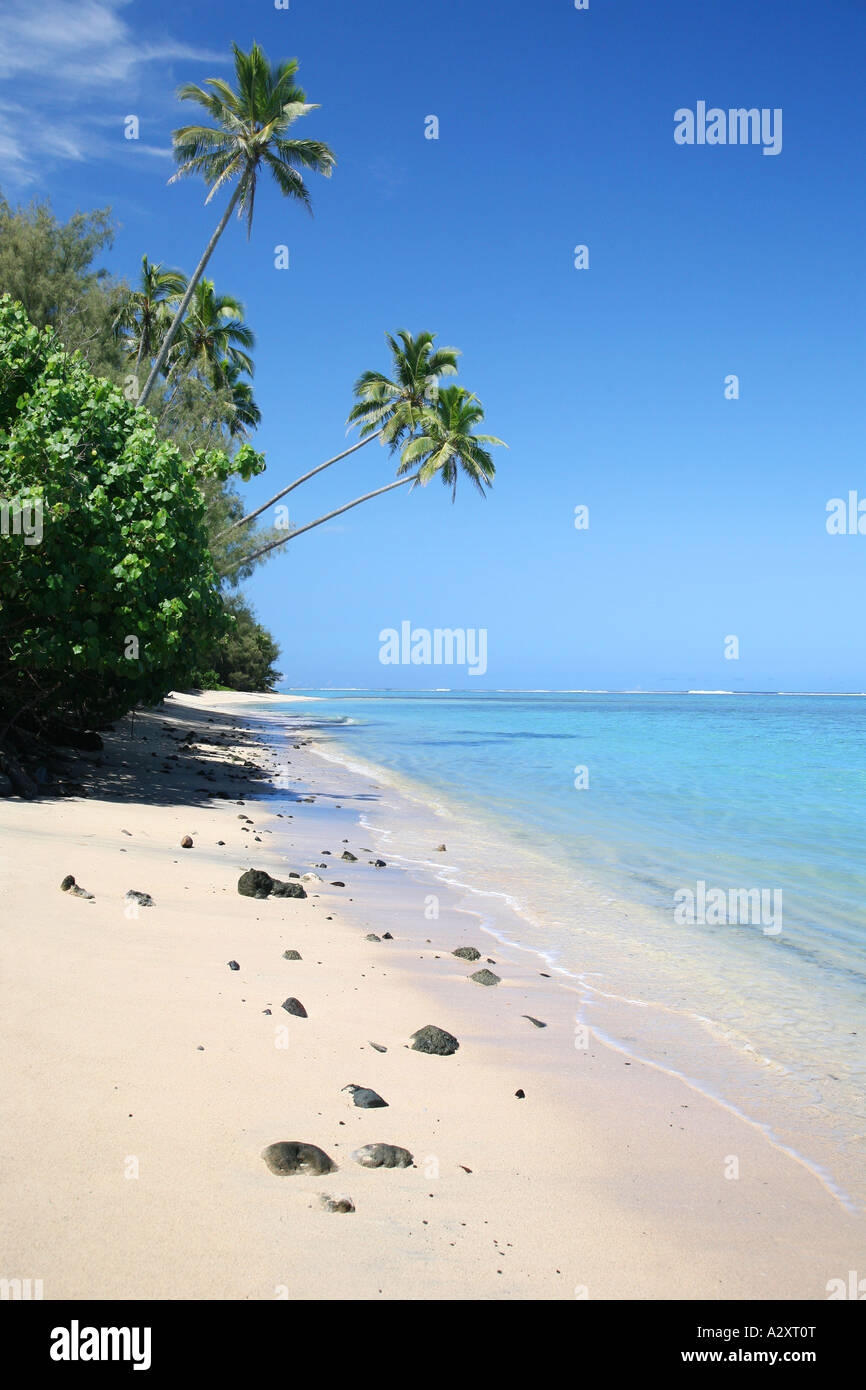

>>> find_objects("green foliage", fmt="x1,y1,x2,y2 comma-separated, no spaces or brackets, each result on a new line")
198,593,282,692
0,296,227,731
0,192,127,381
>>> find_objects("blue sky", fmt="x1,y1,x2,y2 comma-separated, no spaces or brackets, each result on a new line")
2,0,864,690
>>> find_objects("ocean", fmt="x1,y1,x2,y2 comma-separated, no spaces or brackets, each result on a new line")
259,691,866,1209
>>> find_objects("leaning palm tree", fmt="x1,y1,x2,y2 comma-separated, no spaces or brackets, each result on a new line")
138,42,335,407
221,329,459,537
114,255,187,382
398,386,506,500
223,386,506,572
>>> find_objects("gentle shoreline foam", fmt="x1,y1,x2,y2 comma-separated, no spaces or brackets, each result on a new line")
243,700,865,1214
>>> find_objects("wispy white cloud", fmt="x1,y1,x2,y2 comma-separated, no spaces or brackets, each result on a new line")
0,0,223,184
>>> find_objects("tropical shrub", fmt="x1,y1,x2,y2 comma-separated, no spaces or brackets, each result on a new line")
0,296,228,734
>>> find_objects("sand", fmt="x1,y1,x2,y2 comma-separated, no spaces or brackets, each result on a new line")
0,689,862,1301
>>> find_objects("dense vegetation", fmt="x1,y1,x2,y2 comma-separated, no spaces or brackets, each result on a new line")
0,40,505,753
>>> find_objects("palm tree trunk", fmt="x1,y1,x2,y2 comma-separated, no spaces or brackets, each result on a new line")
218,431,382,538
133,328,146,385
139,182,243,407
223,474,415,573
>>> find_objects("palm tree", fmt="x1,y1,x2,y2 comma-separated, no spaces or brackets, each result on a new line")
138,42,335,407
221,329,459,537
224,385,506,572
219,357,261,438
398,386,506,500
168,279,254,385
114,255,186,382
158,279,255,425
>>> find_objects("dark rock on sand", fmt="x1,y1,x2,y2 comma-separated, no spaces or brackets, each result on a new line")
180,835,193,849
370,859,387,868
330,881,345,888
237,869,307,900
368,1042,387,1053
523,1015,547,1028
382,932,393,940
351,1143,413,1169
261,1141,335,1176
452,946,481,961
281,997,308,1017
60,874,94,900
272,880,307,898
470,968,500,987
125,889,154,908
515,1089,526,1099
410,1024,460,1056
343,1084,388,1109
283,950,302,960
341,851,357,862
228,960,240,971
318,1194,355,1213
237,869,273,899
436,844,447,852
365,933,381,943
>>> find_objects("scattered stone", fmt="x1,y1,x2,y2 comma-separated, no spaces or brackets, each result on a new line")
351,1144,413,1169
282,950,302,960
261,1141,335,1176
515,1089,526,1099
410,1024,460,1056
330,881,345,888
180,835,193,849
318,1194,355,1213
436,844,447,852
459,1165,472,1173
452,946,481,961
60,875,94,900
368,1042,387,1053
382,932,393,940
370,859,386,869
470,968,500,987
523,1015,547,1028
125,890,154,908
365,933,381,943
281,997,307,1017
217,840,225,846
342,1084,388,1109
341,851,357,862
228,960,240,971
301,872,322,883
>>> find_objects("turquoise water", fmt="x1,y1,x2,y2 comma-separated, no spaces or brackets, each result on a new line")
273,692,866,1205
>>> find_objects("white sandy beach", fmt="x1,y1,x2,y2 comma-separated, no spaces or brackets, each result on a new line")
0,689,863,1301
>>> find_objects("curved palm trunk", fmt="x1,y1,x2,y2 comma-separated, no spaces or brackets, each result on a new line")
218,430,382,538
139,182,243,407
222,474,414,573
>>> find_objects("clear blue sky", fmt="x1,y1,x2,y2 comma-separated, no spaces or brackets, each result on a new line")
3,0,864,690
